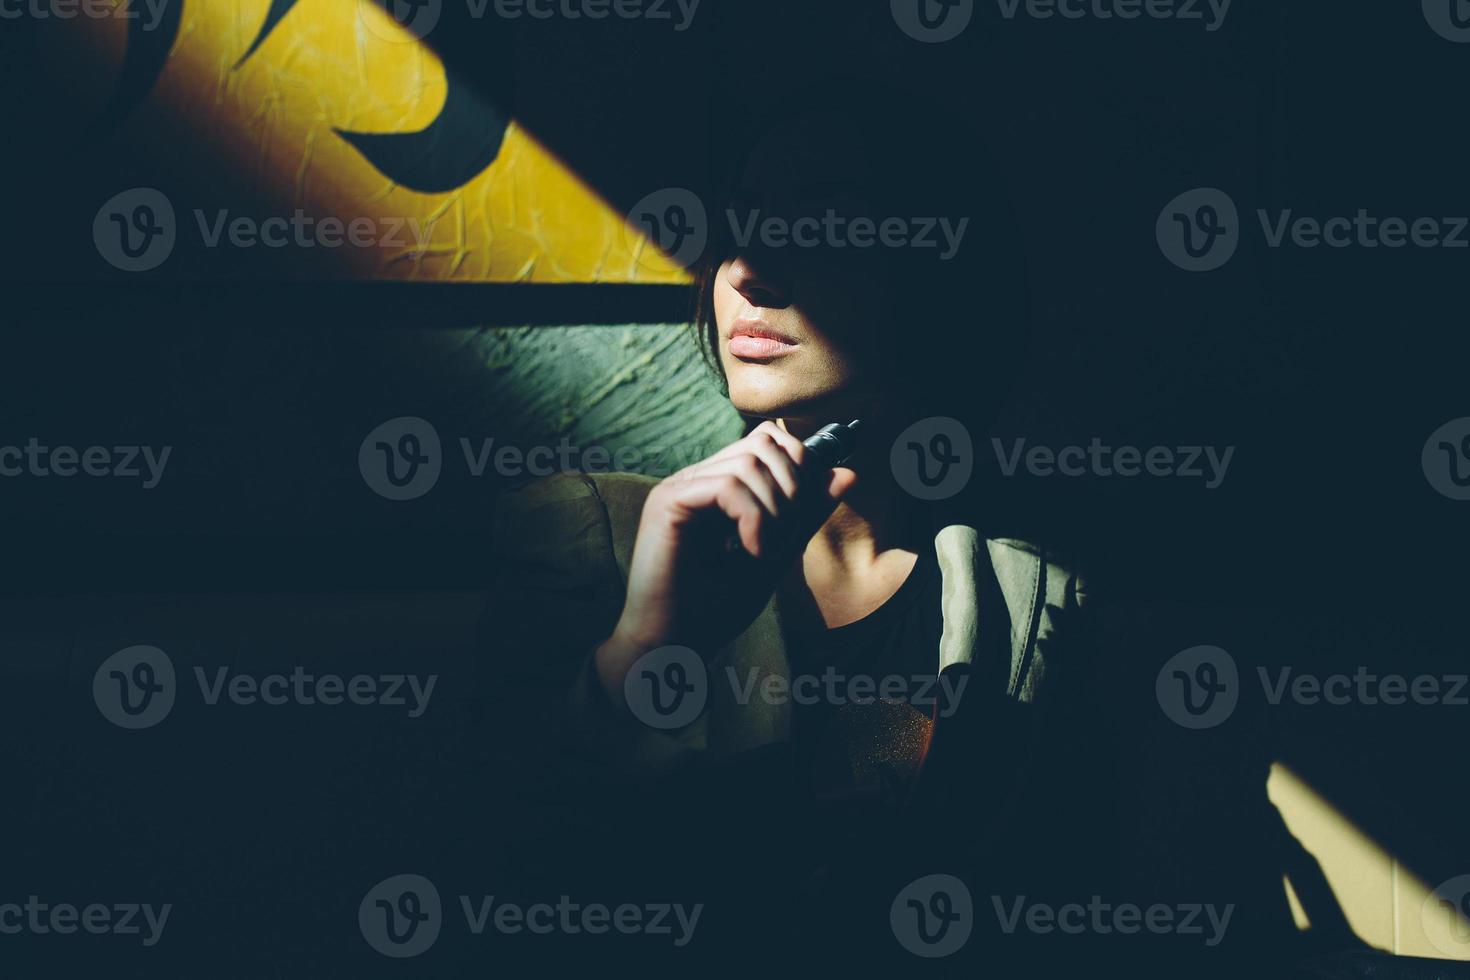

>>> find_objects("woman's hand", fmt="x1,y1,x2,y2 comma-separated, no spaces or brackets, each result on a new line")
594,421,857,705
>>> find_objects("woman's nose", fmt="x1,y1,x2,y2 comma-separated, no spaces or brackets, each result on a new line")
724,253,792,309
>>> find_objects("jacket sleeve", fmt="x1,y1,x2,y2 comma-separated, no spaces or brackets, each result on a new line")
478,472,705,775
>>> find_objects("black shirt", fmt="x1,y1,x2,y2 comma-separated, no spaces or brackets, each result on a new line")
784,537,947,812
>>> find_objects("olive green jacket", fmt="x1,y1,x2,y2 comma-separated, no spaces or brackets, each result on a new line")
486,470,1090,776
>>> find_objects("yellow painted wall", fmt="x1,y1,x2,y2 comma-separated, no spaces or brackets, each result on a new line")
66,0,689,283
1269,762,1470,961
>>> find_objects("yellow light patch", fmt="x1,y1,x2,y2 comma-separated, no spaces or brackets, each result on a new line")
70,0,689,283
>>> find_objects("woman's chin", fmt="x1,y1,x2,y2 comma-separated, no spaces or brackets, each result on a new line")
728,387,855,424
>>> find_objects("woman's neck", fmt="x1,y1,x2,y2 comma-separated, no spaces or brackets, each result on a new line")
778,415,924,627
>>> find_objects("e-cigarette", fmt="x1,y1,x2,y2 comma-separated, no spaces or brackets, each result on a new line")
802,419,863,469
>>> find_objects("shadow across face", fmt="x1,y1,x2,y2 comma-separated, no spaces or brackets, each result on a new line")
696,82,1030,436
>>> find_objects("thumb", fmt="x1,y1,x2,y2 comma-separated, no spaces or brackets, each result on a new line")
825,466,859,501
779,466,860,561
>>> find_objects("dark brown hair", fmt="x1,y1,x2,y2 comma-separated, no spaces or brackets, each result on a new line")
688,79,1031,431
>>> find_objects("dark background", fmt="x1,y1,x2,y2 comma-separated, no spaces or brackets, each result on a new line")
0,1,1467,976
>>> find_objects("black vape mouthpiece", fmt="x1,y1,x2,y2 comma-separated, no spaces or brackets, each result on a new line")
802,420,863,468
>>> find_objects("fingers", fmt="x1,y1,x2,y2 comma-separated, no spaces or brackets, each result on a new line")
753,421,810,470
689,453,785,518
677,422,805,513
659,472,771,556
657,423,858,560
785,465,858,546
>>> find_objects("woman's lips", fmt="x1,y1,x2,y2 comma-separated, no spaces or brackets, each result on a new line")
728,322,799,361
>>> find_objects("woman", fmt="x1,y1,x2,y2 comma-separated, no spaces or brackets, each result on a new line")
484,86,1100,962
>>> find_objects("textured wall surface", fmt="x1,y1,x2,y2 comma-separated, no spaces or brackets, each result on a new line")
66,1,689,282
0,321,738,545
467,324,742,480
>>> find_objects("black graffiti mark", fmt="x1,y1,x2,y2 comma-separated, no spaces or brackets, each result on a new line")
103,0,509,195
98,0,183,126
336,63,510,194
235,0,303,68
233,0,509,193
